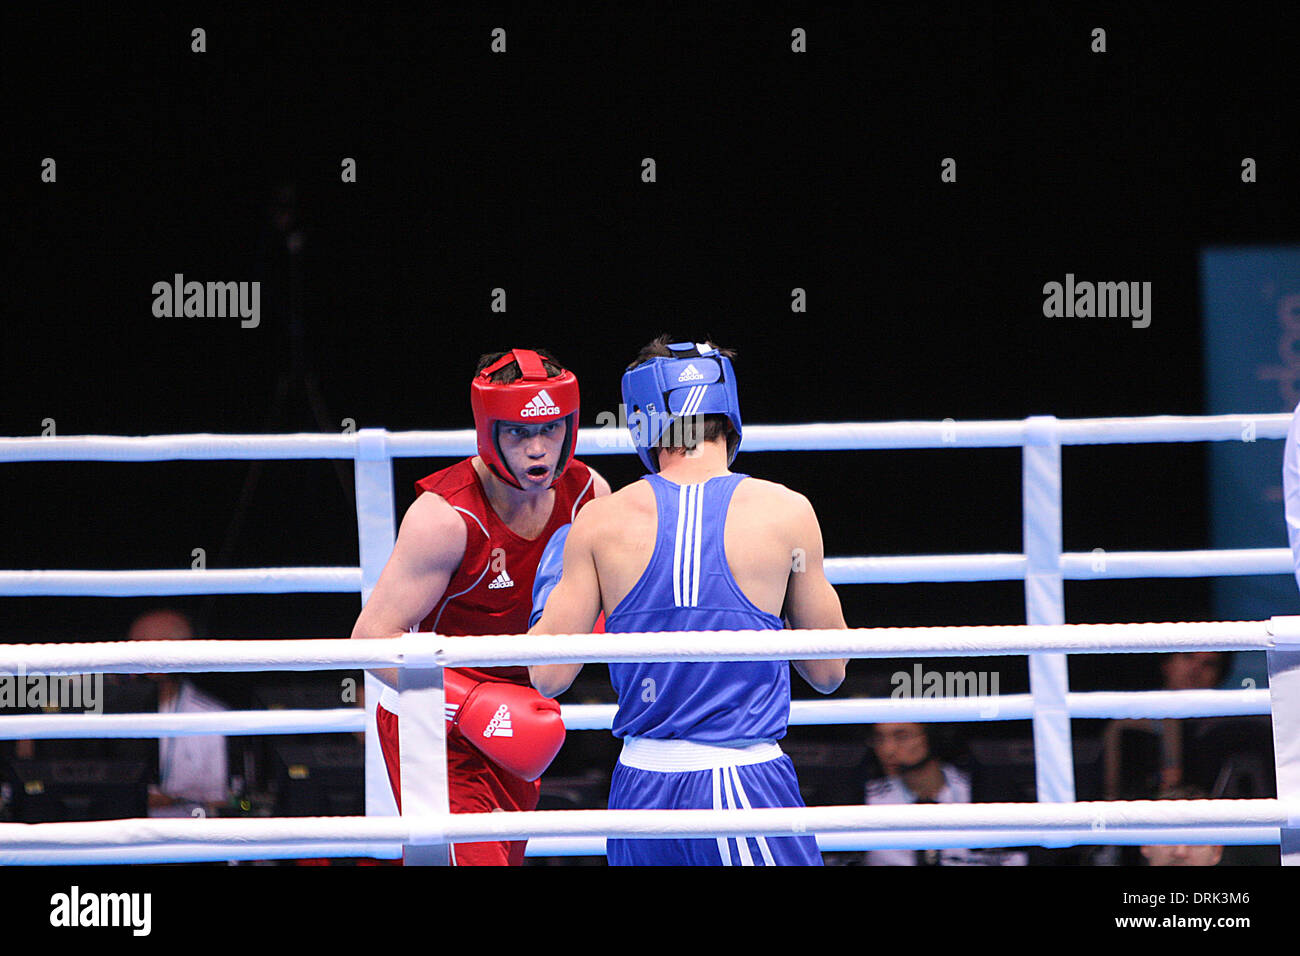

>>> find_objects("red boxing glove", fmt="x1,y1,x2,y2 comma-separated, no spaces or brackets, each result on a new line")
444,668,565,782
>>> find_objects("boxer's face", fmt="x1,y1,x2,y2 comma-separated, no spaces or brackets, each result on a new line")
496,419,568,489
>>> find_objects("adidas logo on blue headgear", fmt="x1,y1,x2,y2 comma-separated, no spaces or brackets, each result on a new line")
620,341,743,473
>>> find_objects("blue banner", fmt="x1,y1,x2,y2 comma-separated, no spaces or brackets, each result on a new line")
1201,246,1300,687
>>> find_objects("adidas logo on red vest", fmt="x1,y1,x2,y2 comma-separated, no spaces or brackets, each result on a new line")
487,569,514,589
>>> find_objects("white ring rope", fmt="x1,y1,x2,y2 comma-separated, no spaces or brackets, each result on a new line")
0,619,1282,677
0,568,360,597
4,827,1285,866
0,688,1272,741
1,415,1289,463
3,548,1289,598
0,709,367,739
0,800,1294,852
775,687,1273,726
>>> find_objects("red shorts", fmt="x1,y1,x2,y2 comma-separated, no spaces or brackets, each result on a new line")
376,701,541,867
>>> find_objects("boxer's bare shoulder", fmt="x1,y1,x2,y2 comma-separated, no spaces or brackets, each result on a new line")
729,476,819,536
399,491,468,570
731,475,811,510
572,476,656,529
567,479,658,605
350,491,467,657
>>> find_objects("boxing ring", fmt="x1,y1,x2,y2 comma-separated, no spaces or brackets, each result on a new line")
1,414,1297,864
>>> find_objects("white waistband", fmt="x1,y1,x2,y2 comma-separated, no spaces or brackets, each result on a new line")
617,737,783,772
378,686,400,715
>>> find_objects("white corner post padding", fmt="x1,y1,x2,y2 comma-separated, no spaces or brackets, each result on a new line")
353,427,400,823
1266,643,1300,865
1022,415,1074,804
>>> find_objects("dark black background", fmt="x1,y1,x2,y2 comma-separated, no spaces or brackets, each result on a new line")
4,6,1298,714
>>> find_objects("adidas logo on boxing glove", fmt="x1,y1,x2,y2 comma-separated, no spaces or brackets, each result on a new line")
482,704,513,738
446,670,564,780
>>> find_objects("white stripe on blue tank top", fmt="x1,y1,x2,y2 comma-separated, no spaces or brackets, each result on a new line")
673,482,705,608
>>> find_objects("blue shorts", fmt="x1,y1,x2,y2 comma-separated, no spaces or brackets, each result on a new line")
606,740,823,867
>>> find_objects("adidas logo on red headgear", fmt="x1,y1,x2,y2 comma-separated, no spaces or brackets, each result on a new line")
520,389,561,417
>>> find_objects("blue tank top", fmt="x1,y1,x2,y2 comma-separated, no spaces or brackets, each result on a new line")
606,473,789,741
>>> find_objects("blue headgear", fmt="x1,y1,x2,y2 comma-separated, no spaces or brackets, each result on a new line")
620,342,742,473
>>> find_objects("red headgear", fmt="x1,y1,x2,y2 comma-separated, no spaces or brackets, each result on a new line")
470,349,580,489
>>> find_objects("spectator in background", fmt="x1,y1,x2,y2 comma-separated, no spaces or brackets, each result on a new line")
863,722,1026,866
1102,651,1229,801
1139,785,1224,866
10,609,232,817
127,609,231,817
1091,654,1278,865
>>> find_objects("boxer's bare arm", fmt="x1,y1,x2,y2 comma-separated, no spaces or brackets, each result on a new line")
782,492,848,694
350,493,466,689
528,508,603,698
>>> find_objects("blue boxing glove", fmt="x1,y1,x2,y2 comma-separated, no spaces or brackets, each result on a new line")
530,523,571,628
